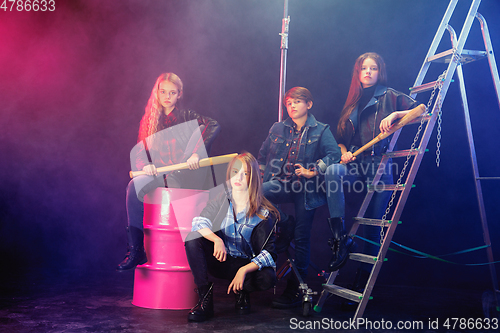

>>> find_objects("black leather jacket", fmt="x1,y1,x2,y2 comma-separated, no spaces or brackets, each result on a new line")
198,191,277,263
134,108,220,171
337,85,418,156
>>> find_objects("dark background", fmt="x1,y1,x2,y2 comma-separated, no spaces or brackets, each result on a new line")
0,0,499,292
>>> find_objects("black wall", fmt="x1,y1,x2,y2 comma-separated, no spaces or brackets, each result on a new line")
1,0,499,290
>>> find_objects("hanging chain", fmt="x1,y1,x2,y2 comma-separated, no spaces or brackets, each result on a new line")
436,48,460,166
435,103,442,166
434,71,447,167
451,46,463,64
378,71,446,244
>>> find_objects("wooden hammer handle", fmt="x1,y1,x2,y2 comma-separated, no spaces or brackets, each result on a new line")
350,103,426,159
129,153,238,178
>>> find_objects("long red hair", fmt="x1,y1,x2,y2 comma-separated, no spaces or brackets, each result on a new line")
337,53,387,137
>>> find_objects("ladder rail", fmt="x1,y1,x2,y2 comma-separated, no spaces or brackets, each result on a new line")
457,26,500,306
457,63,500,298
476,13,500,110
354,126,404,226
450,12,500,302
412,0,459,97
314,270,339,311
354,100,441,320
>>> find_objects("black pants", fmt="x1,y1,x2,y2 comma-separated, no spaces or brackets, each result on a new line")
185,231,276,293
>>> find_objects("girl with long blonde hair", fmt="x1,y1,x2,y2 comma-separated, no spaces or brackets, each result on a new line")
117,73,220,272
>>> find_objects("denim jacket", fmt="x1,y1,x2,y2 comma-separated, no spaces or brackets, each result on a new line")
258,113,341,210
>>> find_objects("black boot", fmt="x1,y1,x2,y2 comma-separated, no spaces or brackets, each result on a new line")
275,215,295,254
188,283,214,322
116,226,147,272
327,217,354,272
272,277,301,309
235,290,251,314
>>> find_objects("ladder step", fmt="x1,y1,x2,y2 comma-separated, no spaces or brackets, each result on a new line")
385,148,421,158
349,253,378,264
428,49,487,65
409,81,438,94
367,183,414,191
322,284,363,303
353,217,397,226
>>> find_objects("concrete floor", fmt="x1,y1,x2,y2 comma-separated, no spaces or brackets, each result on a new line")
1,267,497,333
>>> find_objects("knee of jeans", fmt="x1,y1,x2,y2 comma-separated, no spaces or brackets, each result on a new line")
184,231,202,244
262,181,276,197
126,179,136,196
126,181,143,204
293,235,311,249
326,163,347,177
258,268,277,290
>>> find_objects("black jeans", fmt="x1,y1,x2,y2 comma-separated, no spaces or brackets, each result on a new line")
185,231,276,293
262,179,316,280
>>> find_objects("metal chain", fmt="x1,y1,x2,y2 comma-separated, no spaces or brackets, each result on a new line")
435,104,442,166
436,48,460,166
434,71,447,167
451,47,463,64
378,71,446,244
378,117,425,244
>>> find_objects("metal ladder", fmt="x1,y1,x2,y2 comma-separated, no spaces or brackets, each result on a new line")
314,0,500,320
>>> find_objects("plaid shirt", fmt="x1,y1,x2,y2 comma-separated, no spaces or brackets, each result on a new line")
279,123,304,180
191,203,275,270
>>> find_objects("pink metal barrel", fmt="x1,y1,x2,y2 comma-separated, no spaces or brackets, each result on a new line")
132,188,209,309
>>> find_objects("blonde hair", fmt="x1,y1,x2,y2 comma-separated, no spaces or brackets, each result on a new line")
138,73,183,143
226,152,279,221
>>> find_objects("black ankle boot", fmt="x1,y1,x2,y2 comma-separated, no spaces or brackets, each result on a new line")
327,217,354,272
116,226,147,272
188,283,214,322
235,290,251,314
275,215,295,254
272,277,301,309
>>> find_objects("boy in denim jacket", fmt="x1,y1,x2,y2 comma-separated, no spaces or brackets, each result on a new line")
258,87,341,308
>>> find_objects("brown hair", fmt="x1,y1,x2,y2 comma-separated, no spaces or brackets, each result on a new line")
138,73,183,143
283,87,313,106
226,152,279,221
337,53,387,137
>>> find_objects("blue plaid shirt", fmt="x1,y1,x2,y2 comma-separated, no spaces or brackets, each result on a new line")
191,203,275,270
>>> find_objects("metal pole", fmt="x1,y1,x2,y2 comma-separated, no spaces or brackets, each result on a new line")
278,0,290,122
